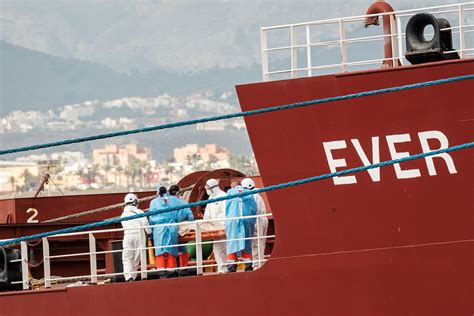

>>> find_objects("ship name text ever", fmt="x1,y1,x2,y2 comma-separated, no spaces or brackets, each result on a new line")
323,130,458,185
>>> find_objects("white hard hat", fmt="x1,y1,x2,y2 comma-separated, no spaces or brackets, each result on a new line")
205,178,219,189
241,178,255,190
124,193,138,204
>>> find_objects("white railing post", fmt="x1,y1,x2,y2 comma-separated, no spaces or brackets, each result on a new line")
20,241,29,290
458,4,466,58
291,26,298,78
88,233,97,285
389,13,399,67
139,227,147,280
338,19,348,72
195,222,203,275
396,16,405,66
256,216,263,269
260,28,270,82
306,25,313,77
42,237,51,289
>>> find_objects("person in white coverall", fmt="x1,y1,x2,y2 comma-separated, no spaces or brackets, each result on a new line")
121,193,151,282
203,178,228,273
241,178,268,269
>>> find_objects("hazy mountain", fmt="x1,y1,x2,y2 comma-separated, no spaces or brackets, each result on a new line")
1,0,466,113
0,41,262,115
1,0,453,74
0,41,148,115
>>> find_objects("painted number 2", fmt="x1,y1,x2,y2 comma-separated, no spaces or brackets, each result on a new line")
26,208,39,223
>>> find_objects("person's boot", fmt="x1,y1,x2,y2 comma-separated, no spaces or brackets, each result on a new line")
227,262,237,273
158,271,168,279
241,256,253,271
167,270,179,278
244,262,253,271
179,253,190,268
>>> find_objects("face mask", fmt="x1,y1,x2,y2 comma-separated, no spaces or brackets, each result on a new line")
206,188,212,196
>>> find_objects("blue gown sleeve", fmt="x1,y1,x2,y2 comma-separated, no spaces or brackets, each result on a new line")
177,198,194,221
185,208,194,221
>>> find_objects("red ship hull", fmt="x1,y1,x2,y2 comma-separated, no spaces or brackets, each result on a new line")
1,59,473,315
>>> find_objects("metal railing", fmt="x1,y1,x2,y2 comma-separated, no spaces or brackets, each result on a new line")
261,2,474,81
14,213,274,290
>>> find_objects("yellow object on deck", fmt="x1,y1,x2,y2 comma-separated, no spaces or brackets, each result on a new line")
147,239,155,265
205,252,216,273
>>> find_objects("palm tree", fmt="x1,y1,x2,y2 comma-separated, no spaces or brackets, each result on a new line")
165,164,174,184
10,176,15,192
128,161,140,187
116,166,123,187
104,164,112,185
137,160,148,188
144,164,152,188
206,154,218,169
21,169,34,191
131,161,143,188
186,153,202,171
125,164,134,187
90,164,100,185
229,154,254,173
76,169,84,184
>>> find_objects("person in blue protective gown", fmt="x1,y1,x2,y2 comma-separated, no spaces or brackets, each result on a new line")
168,184,194,274
225,181,257,272
149,186,184,278
241,178,268,270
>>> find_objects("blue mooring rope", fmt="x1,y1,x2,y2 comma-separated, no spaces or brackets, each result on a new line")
0,74,473,156
0,141,472,247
